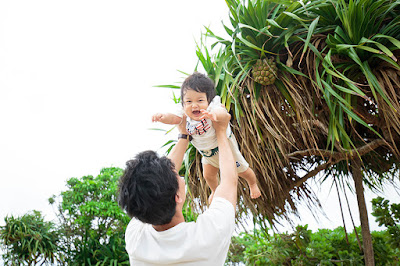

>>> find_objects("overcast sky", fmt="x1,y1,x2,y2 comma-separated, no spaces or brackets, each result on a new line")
0,0,398,237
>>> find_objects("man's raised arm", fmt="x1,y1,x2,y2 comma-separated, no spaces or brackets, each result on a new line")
167,115,189,172
212,111,238,207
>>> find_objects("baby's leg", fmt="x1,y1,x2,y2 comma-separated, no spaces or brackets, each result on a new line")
239,167,261,199
203,163,219,204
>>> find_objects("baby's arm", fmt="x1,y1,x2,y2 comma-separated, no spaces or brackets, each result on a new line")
152,113,182,125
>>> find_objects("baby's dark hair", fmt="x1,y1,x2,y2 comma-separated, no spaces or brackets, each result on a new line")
180,72,216,105
118,150,179,225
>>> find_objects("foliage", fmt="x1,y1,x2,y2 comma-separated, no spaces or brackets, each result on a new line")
372,196,400,249
156,5,400,265
0,210,63,265
158,0,400,240
227,224,400,265
0,166,201,264
49,167,130,265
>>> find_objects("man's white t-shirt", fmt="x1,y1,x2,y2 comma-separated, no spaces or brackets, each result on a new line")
125,197,235,265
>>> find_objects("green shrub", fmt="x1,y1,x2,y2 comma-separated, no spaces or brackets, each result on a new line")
227,224,399,265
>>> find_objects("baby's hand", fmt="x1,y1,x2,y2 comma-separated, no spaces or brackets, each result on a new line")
152,113,167,123
152,113,182,125
200,109,217,121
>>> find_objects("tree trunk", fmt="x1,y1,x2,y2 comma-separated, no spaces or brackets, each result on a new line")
351,157,375,266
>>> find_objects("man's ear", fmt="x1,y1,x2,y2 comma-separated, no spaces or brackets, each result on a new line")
175,193,183,204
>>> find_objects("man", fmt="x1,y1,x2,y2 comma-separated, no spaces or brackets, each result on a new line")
118,111,238,265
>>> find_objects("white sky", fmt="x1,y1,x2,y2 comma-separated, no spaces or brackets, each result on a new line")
0,0,398,237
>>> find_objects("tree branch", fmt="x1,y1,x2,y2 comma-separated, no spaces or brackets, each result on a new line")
293,161,333,188
288,139,387,160
290,139,388,188
288,149,339,160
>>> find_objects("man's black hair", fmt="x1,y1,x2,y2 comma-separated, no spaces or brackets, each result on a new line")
118,150,179,225
180,72,216,105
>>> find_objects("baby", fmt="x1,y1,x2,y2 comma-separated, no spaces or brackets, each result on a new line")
152,72,261,203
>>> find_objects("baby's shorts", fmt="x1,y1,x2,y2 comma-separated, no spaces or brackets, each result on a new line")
200,134,249,173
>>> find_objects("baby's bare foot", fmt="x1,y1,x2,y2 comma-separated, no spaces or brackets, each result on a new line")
249,183,261,199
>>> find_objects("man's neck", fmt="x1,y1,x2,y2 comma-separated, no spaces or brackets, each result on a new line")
152,212,185,232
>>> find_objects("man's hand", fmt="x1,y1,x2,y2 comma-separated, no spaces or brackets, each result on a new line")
204,108,231,133
152,113,182,125
177,115,187,134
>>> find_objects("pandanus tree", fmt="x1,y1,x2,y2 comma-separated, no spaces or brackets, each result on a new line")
173,0,400,264
0,211,62,265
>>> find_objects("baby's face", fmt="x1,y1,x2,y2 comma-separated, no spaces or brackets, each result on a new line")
182,89,209,121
